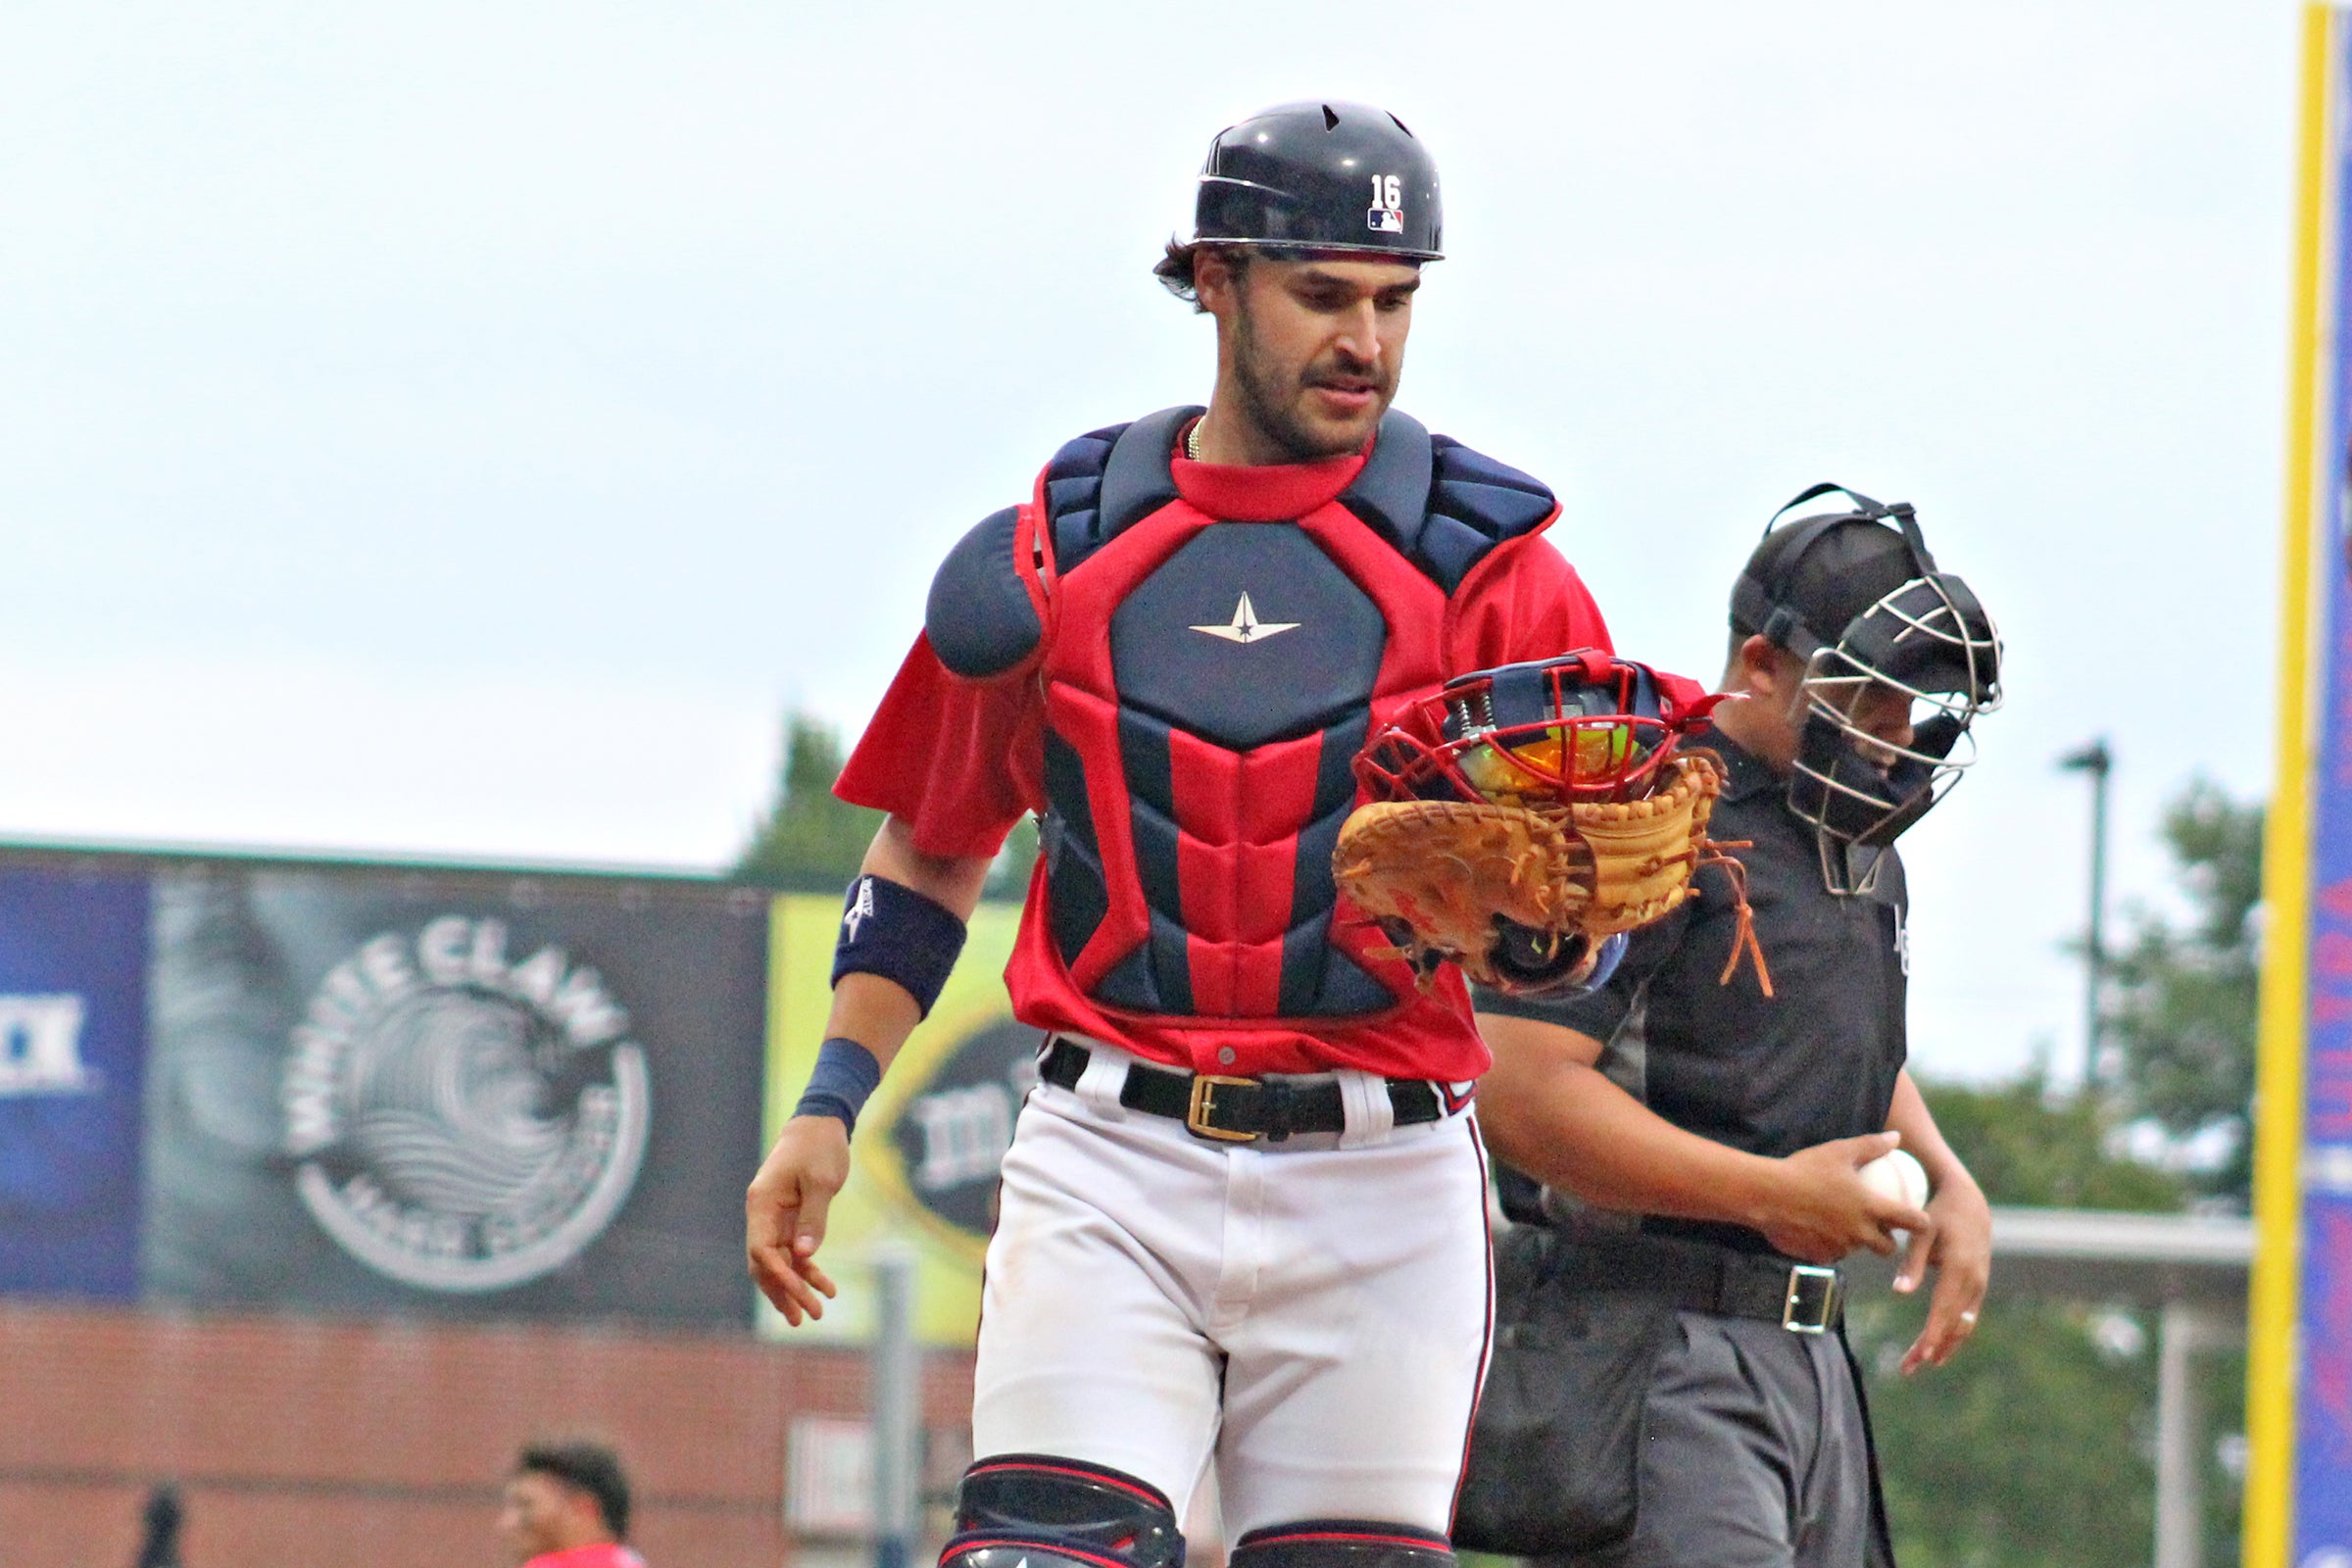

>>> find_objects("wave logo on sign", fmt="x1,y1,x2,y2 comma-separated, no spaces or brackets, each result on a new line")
0,996,96,1098
281,916,651,1293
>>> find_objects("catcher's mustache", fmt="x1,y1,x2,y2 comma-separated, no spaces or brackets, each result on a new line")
1307,357,1385,393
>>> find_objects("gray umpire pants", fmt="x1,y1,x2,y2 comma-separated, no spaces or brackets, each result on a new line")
1537,1310,1879,1568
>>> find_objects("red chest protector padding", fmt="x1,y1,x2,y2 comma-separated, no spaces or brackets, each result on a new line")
927,406,1557,1021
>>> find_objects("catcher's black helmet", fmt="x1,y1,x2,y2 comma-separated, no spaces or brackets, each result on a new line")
1193,101,1444,262
1732,483,2003,894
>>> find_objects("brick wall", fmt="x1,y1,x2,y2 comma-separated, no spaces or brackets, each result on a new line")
0,1301,975,1568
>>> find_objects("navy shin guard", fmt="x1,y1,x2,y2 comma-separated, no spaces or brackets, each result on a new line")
1230,1521,1456,1568
941,1454,1185,1568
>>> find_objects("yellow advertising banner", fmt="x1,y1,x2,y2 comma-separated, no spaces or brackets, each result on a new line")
760,893,1040,1346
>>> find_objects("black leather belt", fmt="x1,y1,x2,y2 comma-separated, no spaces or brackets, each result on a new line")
1537,1228,1846,1334
1039,1036,1448,1145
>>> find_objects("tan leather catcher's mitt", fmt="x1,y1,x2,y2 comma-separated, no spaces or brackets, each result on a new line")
1333,751,1770,996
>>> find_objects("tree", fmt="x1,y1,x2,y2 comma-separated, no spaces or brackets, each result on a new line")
1852,1073,2193,1568
1855,783,2274,1568
1909,1070,2183,1212
733,713,886,889
733,711,1040,899
2105,778,2263,1209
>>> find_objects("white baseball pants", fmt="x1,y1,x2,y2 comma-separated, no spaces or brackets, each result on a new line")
970,1049,1494,1540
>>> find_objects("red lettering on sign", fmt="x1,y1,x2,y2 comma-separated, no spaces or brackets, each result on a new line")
2318,932,2352,979
2308,1214,2352,1442
2319,878,2352,924
2316,1056,2352,1136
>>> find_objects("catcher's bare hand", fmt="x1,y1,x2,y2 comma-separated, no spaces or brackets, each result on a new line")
1893,1174,1991,1373
1756,1131,1933,1264
746,1116,850,1326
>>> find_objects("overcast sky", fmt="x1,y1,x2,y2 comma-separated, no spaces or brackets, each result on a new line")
0,2,2307,1084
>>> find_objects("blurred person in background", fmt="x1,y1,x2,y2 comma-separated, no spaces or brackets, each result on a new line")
497,1441,646,1568
132,1482,182,1568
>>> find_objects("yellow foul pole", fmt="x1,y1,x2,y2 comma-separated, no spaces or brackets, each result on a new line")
2245,9,2336,1566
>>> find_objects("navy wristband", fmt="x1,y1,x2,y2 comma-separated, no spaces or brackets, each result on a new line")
831,874,967,1017
796,1036,884,1136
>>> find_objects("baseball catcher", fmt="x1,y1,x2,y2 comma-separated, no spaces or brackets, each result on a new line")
1335,650,1769,998
749,100,1661,1568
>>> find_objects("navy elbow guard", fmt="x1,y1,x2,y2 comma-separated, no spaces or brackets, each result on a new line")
832,873,968,1017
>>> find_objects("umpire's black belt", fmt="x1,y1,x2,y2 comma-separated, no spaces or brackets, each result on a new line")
1039,1036,1447,1145
1536,1228,1847,1334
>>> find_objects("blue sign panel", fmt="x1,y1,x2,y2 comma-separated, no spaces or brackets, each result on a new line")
2295,21,2352,1552
0,868,151,1299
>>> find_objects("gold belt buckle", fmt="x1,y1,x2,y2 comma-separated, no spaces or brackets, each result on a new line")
1186,1074,1259,1143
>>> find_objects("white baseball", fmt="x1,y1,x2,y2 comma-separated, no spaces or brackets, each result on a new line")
1857,1148,1931,1212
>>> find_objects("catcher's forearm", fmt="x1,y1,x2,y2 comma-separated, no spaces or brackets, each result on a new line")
1476,1011,1784,1229
819,816,995,1078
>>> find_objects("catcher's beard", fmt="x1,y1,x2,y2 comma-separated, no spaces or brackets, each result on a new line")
1231,294,1397,463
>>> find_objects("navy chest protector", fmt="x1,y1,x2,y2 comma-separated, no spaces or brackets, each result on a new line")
926,406,1558,1021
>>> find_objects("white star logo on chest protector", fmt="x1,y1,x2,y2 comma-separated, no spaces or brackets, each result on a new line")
1190,591,1300,645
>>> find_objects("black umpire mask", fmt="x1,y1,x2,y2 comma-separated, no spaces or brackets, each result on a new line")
1730,485,2002,895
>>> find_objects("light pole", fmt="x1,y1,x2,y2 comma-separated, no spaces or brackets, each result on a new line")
2058,738,2113,1094
871,1248,919,1568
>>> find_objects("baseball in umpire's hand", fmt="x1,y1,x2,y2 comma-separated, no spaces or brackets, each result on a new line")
1758,1130,1934,1263
746,1115,850,1326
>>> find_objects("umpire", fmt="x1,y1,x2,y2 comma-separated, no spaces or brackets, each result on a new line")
1470,486,2002,1568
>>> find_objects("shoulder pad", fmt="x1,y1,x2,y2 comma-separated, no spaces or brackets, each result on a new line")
926,507,1041,678
1042,407,1199,573
1338,408,1435,546
1419,436,1558,591
1337,415,1557,592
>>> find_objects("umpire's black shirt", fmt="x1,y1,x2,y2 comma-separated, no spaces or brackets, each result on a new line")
1479,726,1910,1255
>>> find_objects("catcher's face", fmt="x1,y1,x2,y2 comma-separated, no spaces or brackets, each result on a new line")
1200,253,1417,462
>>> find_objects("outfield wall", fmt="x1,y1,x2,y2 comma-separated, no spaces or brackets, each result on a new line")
0,840,1032,1566
0,1298,976,1568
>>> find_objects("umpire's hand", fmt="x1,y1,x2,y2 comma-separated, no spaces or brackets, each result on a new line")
747,1116,851,1326
1891,1171,1992,1374
1758,1130,1934,1265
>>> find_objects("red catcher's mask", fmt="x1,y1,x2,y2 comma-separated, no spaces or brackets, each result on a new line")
1355,650,1723,808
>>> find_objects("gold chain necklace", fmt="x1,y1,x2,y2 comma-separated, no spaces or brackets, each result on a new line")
1185,419,1203,462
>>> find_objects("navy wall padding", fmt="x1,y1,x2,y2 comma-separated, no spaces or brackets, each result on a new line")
927,507,1042,678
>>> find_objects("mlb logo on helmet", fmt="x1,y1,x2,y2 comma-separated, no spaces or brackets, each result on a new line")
1367,172,1405,233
